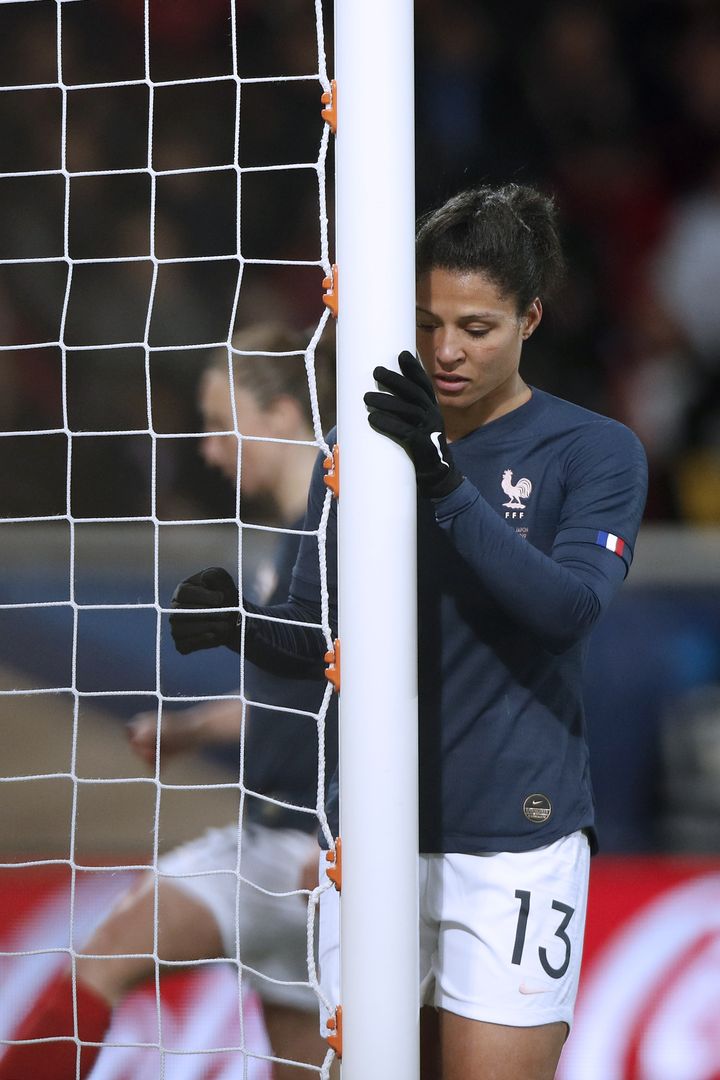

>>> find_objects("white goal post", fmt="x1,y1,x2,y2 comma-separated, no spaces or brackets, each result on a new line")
0,0,419,1074
334,1,419,1078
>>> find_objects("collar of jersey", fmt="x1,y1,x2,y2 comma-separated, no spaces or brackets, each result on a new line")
450,387,548,447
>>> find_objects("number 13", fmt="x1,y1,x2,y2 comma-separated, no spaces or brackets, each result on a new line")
511,889,575,979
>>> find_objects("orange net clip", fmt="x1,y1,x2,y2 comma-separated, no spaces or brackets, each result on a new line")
323,443,339,499
325,836,342,892
326,1005,343,1057
324,638,341,693
322,263,339,318
321,79,337,134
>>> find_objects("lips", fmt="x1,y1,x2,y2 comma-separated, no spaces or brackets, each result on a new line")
434,373,470,394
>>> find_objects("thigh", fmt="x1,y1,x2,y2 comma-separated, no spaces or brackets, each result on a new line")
439,1010,567,1080
421,1006,441,1080
235,825,320,1009
78,874,223,1002
427,832,590,1032
158,823,240,958
164,822,319,1008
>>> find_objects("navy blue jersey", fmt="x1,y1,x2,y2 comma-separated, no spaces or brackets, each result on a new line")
243,521,338,833
291,389,647,854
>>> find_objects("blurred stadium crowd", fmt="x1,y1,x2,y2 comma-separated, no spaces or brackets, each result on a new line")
1,0,720,525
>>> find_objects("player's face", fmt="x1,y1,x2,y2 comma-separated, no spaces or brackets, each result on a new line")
416,268,542,438
198,369,282,497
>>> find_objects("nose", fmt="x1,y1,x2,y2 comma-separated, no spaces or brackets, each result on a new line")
434,327,464,367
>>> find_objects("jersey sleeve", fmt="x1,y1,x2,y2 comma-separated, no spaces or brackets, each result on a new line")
433,420,648,653
552,419,648,574
241,435,338,677
289,435,338,605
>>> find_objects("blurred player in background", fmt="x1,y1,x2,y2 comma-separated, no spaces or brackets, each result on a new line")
169,184,648,1079
0,324,337,1080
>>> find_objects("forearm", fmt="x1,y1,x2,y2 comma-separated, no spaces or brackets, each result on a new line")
434,480,622,652
169,565,335,672
183,698,244,745
241,595,332,678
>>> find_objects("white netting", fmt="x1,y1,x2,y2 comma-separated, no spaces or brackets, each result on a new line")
0,1,337,1077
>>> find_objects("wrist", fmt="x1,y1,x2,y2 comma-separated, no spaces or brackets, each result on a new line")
226,613,242,653
417,465,463,500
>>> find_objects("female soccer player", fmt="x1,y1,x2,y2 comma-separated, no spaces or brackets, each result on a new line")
0,324,337,1080
168,184,648,1080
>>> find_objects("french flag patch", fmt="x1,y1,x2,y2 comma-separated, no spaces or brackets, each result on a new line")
596,530,625,557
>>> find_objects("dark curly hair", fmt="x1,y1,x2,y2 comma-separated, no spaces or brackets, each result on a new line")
416,183,566,313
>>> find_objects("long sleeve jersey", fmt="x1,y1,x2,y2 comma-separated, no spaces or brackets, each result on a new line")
245,388,648,854
242,521,337,833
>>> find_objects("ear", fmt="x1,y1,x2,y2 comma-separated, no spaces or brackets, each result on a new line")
264,394,307,436
521,298,543,340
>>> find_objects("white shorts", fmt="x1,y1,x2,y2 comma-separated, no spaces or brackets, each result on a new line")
318,831,590,1030
159,821,320,1010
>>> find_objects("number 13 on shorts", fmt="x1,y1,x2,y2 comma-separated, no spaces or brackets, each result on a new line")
419,831,590,1028
512,890,576,983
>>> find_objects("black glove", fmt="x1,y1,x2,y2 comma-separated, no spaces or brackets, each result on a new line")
169,567,240,655
363,351,463,499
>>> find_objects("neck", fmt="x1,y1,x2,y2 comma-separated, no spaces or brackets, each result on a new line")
444,379,532,442
274,437,318,523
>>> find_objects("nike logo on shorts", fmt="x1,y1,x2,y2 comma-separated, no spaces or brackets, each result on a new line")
518,981,554,995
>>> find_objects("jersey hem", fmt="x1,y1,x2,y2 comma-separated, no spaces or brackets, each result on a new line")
421,822,595,855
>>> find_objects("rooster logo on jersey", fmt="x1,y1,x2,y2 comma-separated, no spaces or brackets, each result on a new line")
501,469,532,509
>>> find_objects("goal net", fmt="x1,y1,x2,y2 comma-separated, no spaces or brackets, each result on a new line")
0,1,339,1077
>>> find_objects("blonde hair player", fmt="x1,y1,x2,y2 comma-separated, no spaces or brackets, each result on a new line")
0,324,337,1080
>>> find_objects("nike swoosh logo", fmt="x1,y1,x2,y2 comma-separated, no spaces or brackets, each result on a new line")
518,983,554,995
430,431,449,468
